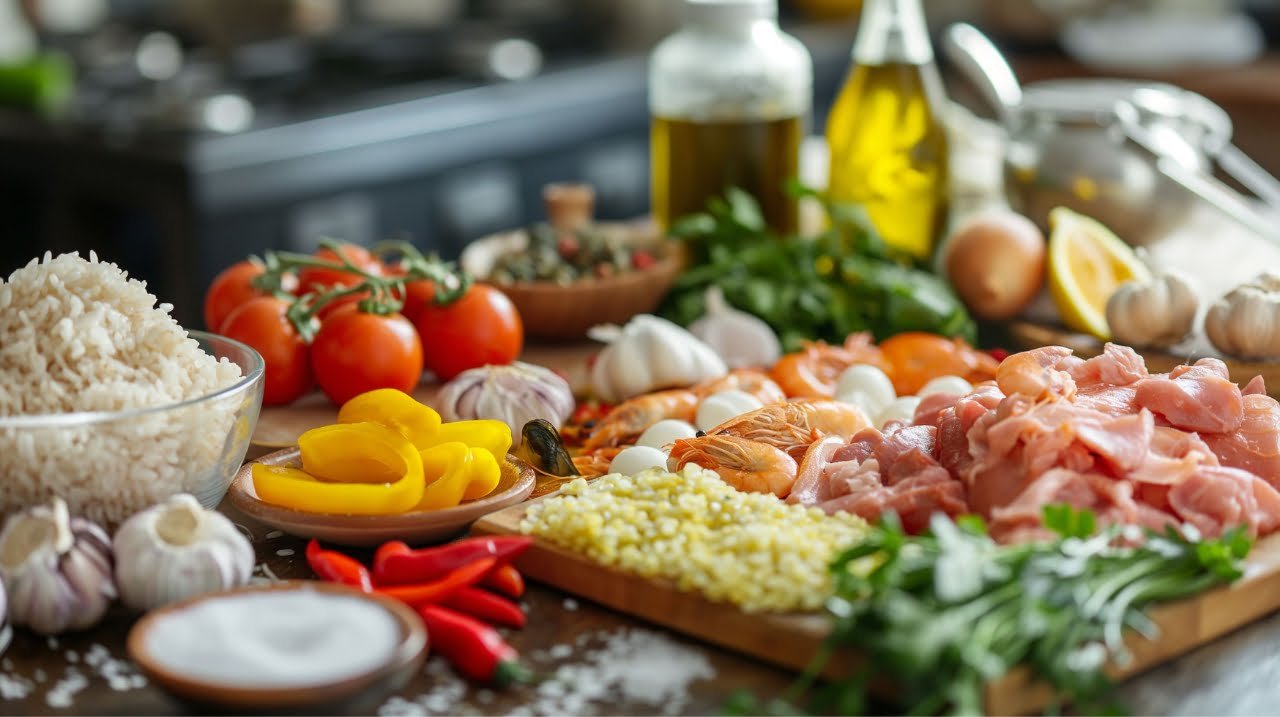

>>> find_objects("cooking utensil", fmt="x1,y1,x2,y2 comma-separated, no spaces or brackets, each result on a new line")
944,22,1280,246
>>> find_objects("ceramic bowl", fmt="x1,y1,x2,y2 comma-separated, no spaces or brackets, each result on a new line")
228,448,537,546
126,581,427,713
460,220,684,339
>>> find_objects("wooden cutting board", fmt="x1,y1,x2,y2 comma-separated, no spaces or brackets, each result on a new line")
251,342,599,449
474,500,1280,715
1006,321,1280,399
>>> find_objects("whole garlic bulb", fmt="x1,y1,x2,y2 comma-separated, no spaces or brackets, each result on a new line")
1105,270,1199,349
0,498,116,635
439,362,575,446
589,314,727,403
1205,272,1280,360
688,287,781,369
113,493,253,611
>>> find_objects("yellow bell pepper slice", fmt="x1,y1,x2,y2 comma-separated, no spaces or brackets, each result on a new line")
252,444,424,515
419,420,512,461
337,389,441,450
300,422,419,484
460,447,501,502
414,443,501,510
417,441,473,511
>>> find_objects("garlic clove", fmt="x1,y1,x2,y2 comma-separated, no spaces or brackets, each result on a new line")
689,287,782,369
834,365,895,410
0,498,115,635
696,390,764,432
917,376,973,398
835,389,890,419
637,420,699,451
113,493,253,611
439,362,575,446
608,446,670,476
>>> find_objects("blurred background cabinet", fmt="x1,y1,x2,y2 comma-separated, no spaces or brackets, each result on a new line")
0,0,1277,326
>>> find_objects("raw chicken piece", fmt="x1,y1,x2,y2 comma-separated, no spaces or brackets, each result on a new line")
989,468,1171,543
1244,375,1268,396
1129,426,1220,485
875,424,940,484
1073,384,1140,417
1134,358,1244,433
1167,465,1280,538
996,346,1076,400
964,399,1154,516
789,425,966,533
913,391,959,428
1065,343,1149,387
1203,393,1280,489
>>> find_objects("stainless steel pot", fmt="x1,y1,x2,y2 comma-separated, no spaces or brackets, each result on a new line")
945,22,1280,247
1004,79,1231,245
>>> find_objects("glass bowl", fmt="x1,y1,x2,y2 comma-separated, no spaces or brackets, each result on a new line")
0,331,265,527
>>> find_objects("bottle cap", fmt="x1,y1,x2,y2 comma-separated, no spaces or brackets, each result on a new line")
683,0,776,29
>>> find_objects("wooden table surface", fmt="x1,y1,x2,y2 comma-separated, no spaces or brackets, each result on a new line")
6,494,1280,715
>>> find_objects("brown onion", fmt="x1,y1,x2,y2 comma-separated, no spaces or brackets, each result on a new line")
943,209,1047,321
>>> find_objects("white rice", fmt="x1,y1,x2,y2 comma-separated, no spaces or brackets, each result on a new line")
0,252,247,526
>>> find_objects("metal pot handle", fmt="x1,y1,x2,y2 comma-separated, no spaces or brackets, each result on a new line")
1115,99,1280,245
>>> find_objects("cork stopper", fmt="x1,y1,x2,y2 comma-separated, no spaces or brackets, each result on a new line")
543,183,596,232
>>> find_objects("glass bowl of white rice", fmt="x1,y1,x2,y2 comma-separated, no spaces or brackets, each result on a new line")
0,253,266,527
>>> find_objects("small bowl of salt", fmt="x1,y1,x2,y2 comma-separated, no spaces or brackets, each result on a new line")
126,581,427,713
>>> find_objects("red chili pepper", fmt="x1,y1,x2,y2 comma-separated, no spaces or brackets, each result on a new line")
987,347,1010,363
373,536,533,586
481,563,525,598
418,604,531,686
442,586,526,629
306,539,372,592
374,540,412,567
377,557,496,607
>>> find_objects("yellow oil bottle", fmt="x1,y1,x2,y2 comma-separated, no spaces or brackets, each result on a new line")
826,0,949,259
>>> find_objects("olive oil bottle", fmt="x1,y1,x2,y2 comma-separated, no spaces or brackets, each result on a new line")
826,0,949,259
650,0,812,233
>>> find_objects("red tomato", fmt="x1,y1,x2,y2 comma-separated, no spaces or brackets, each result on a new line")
220,297,315,406
414,284,522,381
311,306,424,405
399,280,437,325
296,244,382,296
203,261,298,332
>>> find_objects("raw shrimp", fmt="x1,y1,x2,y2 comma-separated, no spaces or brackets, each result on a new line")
709,400,872,460
667,435,798,497
570,447,625,481
582,389,699,450
995,346,1076,400
769,333,887,399
693,369,787,405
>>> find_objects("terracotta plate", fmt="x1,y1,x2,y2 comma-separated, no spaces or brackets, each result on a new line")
229,448,536,546
127,581,427,712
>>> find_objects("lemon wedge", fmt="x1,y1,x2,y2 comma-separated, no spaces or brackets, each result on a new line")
1046,207,1150,340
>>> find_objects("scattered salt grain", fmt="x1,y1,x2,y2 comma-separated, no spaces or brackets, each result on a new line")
0,673,32,700
475,689,495,704
266,530,284,539
45,637,58,650
378,660,468,716
33,669,45,683
64,651,78,664
45,668,88,708
548,644,572,660
562,598,578,611
276,548,295,557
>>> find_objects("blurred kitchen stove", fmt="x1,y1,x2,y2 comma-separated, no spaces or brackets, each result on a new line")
0,20,854,326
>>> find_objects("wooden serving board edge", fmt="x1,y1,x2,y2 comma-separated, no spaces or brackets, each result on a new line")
474,500,1280,715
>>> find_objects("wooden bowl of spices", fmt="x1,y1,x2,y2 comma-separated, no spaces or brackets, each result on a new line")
461,183,684,340
126,581,427,713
